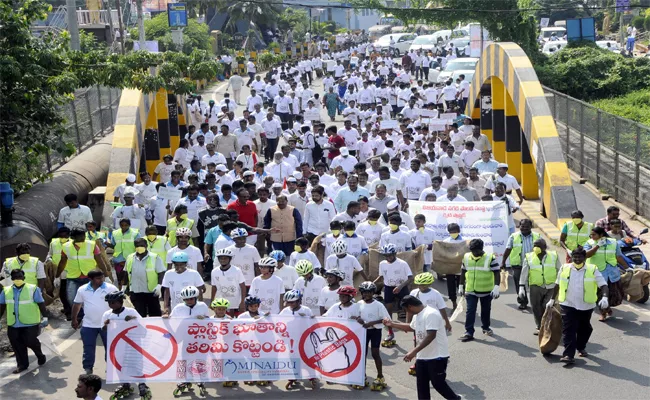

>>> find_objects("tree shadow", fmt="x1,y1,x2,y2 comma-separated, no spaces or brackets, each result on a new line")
579,354,650,387
477,334,538,358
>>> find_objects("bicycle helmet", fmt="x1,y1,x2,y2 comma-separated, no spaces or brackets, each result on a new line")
283,289,302,302
259,257,278,269
211,298,230,308
245,295,261,305
324,269,345,281
358,281,377,293
231,228,248,238
105,291,126,302
180,285,200,299
295,260,314,276
331,239,348,255
175,227,192,237
337,285,357,297
380,243,397,255
171,251,189,263
414,272,435,285
269,250,286,261
215,248,233,258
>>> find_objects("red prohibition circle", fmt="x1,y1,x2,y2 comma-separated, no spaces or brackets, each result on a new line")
109,325,178,379
298,321,362,378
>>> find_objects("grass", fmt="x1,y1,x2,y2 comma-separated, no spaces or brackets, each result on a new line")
591,89,650,126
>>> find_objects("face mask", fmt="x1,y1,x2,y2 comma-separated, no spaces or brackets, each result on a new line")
574,262,584,269
368,220,378,226
345,230,355,236
572,218,582,225
147,235,157,241
18,254,30,261
60,238,69,243
180,214,188,220
450,233,459,239
471,254,482,261
418,227,425,233
12,280,24,286
389,223,399,231
533,246,542,255
331,229,340,236
135,246,147,254
294,245,302,252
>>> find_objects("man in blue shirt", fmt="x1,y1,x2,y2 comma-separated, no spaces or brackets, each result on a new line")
471,150,499,175
0,269,47,373
335,175,370,213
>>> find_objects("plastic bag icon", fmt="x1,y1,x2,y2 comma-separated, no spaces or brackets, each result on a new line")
309,327,351,374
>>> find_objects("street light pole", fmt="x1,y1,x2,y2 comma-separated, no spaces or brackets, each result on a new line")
136,0,146,50
66,0,80,50
309,8,312,33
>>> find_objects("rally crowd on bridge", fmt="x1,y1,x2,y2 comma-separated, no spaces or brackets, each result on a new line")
1,34,646,400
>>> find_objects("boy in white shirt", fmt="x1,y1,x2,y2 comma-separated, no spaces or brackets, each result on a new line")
319,269,344,315
293,260,326,316
270,250,299,291
341,220,368,258
375,244,413,347
238,295,264,320
379,214,413,252
281,289,318,389
410,214,436,272
249,257,285,315
322,221,344,261
325,240,366,286
288,237,322,273
210,247,246,317
356,210,383,246
162,252,205,313
227,228,261,289
355,281,390,391
323,285,361,319
210,298,239,388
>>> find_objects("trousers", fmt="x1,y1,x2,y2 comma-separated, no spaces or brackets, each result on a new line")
130,292,162,317
80,326,107,370
8,325,44,369
271,241,296,258
529,285,554,328
464,294,492,336
446,275,459,302
560,305,593,358
512,266,528,306
415,358,459,400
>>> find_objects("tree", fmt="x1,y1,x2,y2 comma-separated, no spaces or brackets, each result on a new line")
215,0,282,35
129,12,215,54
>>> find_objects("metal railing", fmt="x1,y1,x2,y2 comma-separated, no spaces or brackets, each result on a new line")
36,86,122,175
543,86,650,217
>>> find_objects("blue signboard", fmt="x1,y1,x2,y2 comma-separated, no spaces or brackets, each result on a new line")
615,0,630,12
168,3,188,28
566,18,595,42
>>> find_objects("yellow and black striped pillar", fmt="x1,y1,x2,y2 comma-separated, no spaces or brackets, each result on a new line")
143,93,159,177
250,51,257,62
521,129,538,199
176,96,186,153
479,82,492,145
168,93,180,152
504,90,521,182
286,45,292,59
274,47,280,55
156,88,170,157
491,78,505,162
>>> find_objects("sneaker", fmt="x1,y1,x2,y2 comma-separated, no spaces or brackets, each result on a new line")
459,333,474,342
482,329,494,336
577,350,588,357
37,355,46,366
518,304,527,310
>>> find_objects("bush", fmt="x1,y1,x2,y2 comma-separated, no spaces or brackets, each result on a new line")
645,16,650,32
631,15,645,30
592,90,650,126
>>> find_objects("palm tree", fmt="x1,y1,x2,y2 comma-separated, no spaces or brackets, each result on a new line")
216,0,282,35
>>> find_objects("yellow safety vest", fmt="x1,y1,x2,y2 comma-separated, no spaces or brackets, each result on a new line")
50,239,66,266
146,236,169,265
62,240,97,279
112,228,139,259
125,253,160,292
3,284,41,326
557,264,598,304
463,252,495,293
563,221,593,251
508,232,540,266
86,231,106,242
585,238,618,272
5,257,39,285
525,251,558,287
166,217,194,247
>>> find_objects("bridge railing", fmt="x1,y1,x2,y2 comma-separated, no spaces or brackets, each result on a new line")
544,86,650,217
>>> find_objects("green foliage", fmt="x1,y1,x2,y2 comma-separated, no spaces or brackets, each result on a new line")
631,15,645,30
277,8,310,38
592,90,650,126
215,0,282,35
535,46,650,101
645,16,650,32
257,52,286,70
129,12,214,54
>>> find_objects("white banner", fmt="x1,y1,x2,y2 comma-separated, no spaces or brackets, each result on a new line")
107,317,366,385
408,200,509,262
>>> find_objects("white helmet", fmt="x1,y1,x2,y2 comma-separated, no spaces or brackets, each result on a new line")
175,227,192,237
259,257,278,269
331,239,347,255
215,248,233,258
283,289,302,302
230,228,248,238
180,285,200,299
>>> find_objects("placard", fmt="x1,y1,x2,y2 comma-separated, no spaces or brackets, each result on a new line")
428,121,448,132
420,109,438,118
158,187,183,202
380,120,399,130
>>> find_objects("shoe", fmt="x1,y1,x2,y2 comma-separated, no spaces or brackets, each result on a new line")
577,350,588,357
37,355,46,366
459,333,474,342
518,304,527,310
84,368,93,374
482,329,494,336
560,356,575,364
533,329,539,336
599,314,607,322
12,366,27,374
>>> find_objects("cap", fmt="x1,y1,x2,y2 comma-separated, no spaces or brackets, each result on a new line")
243,171,254,177
272,182,283,188
497,163,509,169
286,177,297,183
123,188,138,198
216,164,228,172
292,171,303,180
274,151,283,157
126,174,136,183
343,118,352,122
340,147,349,156
387,200,399,210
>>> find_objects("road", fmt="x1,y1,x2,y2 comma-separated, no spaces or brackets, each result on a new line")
0,70,648,400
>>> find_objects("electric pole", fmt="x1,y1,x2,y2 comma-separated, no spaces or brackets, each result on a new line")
136,0,146,50
66,0,80,50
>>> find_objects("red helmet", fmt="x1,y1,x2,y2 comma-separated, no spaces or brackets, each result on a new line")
337,285,357,297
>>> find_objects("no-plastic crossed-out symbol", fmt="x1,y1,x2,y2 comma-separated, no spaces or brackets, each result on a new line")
109,325,179,379
298,321,362,378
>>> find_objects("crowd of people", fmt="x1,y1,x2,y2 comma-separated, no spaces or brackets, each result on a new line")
0,36,646,400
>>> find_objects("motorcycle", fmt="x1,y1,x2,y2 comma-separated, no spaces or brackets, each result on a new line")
618,228,649,304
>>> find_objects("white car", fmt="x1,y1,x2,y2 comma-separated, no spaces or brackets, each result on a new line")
542,40,568,55
437,58,479,83
596,40,620,52
451,70,475,85
539,27,566,43
409,34,438,52
373,33,417,57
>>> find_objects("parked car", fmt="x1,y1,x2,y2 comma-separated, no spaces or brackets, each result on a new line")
596,40,620,52
449,37,470,56
541,40,568,55
409,34,438,52
437,58,479,83
451,70,475,85
373,33,417,57
539,27,566,43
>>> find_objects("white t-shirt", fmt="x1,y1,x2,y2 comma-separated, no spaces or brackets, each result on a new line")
274,265,299,290
170,302,211,318
324,302,361,319
399,170,432,200
318,286,340,310
228,244,261,286
325,255,362,287
369,178,401,196
410,306,449,360
359,300,390,329
356,222,383,246
161,269,205,310
57,205,94,230
279,305,314,317
167,245,202,270
379,258,412,287
410,288,446,310
293,275,327,315
73,283,118,328
274,96,293,113
410,228,436,264
379,230,413,253
288,251,322,271
210,266,245,308
249,275,285,314
101,307,141,326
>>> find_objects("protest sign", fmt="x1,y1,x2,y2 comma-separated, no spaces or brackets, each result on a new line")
419,109,438,118
107,317,366,385
380,120,398,130
428,121,448,132
439,113,457,123
158,187,183,202
408,200,509,262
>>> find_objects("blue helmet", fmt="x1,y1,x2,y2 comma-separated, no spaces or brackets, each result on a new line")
269,250,286,261
171,251,189,263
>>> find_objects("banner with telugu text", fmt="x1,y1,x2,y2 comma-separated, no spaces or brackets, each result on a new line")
409,200,510,262
106,317,366,385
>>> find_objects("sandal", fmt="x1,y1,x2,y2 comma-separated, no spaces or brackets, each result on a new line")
12,367,27,374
